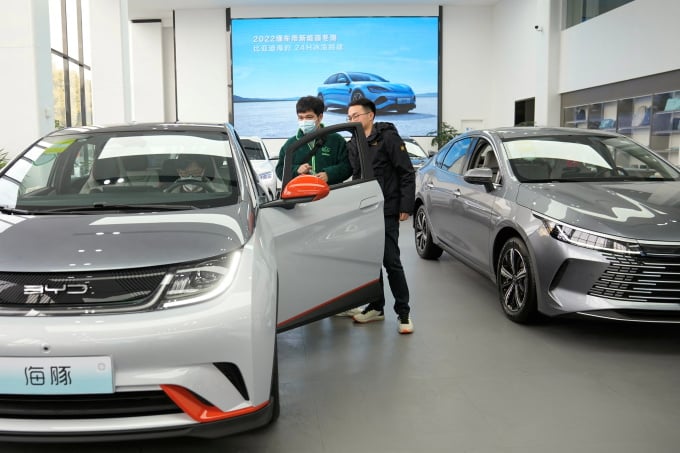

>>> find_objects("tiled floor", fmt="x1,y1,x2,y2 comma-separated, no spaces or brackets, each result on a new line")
4,223,680,452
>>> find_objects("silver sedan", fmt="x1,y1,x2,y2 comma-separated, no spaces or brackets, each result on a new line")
414,127,680,323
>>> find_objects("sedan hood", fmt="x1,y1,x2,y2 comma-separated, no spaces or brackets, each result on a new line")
517,181,680,241
0,206,248,272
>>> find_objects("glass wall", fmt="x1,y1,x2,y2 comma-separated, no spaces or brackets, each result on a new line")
565,0,634,28
49,0,92,129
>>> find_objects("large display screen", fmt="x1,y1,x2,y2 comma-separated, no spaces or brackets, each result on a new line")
231,16,439,138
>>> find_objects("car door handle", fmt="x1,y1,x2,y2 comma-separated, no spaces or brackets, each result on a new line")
454,189,462,198
359,196,381,211
426,182,435,189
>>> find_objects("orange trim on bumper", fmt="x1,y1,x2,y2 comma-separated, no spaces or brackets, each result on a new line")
161,384,268,423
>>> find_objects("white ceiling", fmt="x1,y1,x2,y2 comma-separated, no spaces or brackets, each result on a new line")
128,0,500,22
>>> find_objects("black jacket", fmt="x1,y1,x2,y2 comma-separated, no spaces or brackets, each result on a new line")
348,122,415,217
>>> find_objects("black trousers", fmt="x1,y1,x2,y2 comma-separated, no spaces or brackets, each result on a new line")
370,215,410,316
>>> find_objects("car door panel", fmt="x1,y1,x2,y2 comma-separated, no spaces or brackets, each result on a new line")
266,124,384,332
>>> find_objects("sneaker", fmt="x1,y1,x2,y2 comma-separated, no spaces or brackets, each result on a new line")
353,308,385,323
398,315,414,334
334,306,363,317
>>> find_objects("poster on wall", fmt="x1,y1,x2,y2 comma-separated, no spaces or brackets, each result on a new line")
231,16,439,139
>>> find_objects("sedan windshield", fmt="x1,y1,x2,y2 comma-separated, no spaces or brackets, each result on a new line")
502,135,680,182
0,131,239,213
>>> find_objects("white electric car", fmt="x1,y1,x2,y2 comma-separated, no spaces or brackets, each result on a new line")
0,122,383,442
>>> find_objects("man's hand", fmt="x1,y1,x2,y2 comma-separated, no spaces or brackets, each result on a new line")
316,172,329,182
297,163,312,175
399,212,410,221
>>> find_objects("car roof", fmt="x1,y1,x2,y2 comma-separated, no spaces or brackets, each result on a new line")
467,126,622,140
49,122,229,136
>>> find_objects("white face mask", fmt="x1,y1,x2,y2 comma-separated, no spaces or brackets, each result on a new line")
298,119,318,135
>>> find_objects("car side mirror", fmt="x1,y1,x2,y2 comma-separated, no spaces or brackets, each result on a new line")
281,174,330,202
464,167,495,189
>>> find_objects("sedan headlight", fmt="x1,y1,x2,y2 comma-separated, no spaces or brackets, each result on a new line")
367,85,389,93
259,171,273,180
162,251,241,308
537,215,641,255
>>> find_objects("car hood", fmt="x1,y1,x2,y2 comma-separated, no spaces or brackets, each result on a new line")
517,181,680,241
250,159,274,174
0,206,248,272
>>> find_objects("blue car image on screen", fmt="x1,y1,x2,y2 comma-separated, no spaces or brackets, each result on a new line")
317,72,416,113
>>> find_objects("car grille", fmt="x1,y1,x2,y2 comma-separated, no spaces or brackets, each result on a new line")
588,249,680,303
0,267,169,314
0,391,181,419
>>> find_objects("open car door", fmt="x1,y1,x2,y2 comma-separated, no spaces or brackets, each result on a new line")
259,123,384,332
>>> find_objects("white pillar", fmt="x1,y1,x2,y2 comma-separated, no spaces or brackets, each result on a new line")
534,0,561,127
174,8,229,122
130,20,165,122
0,0,53,158
89,0,131,125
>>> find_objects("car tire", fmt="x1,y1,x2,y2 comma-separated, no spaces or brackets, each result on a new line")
496,237,539,323
269,341,280,423
414,205,443,260
351,90,365,102
317,94,327,111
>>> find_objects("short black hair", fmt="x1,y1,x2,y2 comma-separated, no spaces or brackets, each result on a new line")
296,96,325,115
348,98,376,115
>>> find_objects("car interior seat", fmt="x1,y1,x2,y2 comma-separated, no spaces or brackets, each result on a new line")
121,155,159,187
481,149,500,183
80,157,126,193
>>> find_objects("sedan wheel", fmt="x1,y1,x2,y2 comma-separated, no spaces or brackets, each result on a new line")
414,205,443,260
496,237,538,323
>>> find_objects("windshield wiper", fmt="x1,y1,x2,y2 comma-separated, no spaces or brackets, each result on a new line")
38,203,198,214
0,206,33,215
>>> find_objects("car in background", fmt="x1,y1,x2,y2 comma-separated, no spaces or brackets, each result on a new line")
414,127,680,324
402,136,433,171
317,72,416,113
240,136,278,198
0,122,384,441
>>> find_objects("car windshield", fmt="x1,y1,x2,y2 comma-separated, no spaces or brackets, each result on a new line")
348,72,387,82
241,138,266,160
403,140,428,159
0,131,239,213
502,134,680,182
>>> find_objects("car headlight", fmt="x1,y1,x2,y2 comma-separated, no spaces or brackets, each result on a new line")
536,215,641,255
161,251,241,308
367,85,389,93
259,171,273,180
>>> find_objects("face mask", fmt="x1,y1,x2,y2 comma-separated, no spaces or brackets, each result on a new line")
298,119,317,135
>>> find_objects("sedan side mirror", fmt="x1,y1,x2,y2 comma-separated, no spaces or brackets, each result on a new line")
281,174,330,202
464,167,495,190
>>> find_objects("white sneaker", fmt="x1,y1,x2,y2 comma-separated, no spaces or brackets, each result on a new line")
353,309,385,323
398,315,414,334
334,306,363,317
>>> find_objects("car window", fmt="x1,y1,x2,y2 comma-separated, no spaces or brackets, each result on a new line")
336,74,347,83
324,74,338,84
240,138,266,160
441,138,472,175
434,141,453,167
469,139,501,183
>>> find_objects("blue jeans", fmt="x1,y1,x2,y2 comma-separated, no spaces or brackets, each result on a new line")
370,215,410,316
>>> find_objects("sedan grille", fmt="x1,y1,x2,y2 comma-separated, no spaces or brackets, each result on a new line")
588,250,680,303
0,391,180,419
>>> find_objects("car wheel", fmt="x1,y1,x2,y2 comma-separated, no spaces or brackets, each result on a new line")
496,237,538,323
317,94,327,111
414,205,443,260
269,341,280,422
351,90,365,102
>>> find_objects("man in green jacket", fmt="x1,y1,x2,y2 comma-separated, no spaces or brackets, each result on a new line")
275,96,351,185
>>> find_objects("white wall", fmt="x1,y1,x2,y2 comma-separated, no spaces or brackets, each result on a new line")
130,21,165,122
560,0,680,93
174,9,229,122
0,0,53,158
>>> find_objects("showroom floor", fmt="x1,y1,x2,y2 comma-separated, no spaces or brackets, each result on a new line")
4,223,680,453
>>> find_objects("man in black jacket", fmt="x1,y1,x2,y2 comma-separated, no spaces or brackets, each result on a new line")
346,98,415,334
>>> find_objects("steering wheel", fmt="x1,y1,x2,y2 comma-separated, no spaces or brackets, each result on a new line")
163,179,215,193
